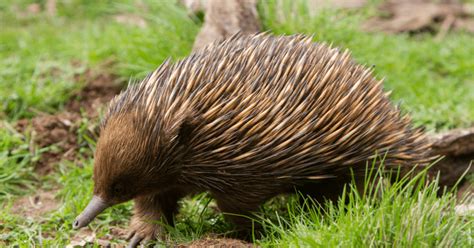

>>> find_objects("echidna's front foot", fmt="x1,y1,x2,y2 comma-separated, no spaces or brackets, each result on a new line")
125,191,184,247
126,215,162,248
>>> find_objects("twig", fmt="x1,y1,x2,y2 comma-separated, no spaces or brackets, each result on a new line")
435,14,455,41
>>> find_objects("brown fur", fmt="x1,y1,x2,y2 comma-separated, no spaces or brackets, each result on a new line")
93,34,434,241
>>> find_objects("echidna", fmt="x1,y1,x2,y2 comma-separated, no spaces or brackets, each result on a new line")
73,34,433,246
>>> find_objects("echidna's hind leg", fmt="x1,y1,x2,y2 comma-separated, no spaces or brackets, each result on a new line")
126,187,188,247
297,176,362,208
214,193,267,240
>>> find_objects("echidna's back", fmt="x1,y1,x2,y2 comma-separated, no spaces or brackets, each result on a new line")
136,34,433,180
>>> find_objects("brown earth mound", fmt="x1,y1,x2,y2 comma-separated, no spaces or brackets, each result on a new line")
15,67,123,174
67,69,122,116
178,237,256,248
16,112,81,174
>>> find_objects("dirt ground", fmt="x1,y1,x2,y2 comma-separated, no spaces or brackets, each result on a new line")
11,190,59,219
179,237,256,248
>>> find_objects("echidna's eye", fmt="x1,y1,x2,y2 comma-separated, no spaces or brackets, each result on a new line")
112,184,124,195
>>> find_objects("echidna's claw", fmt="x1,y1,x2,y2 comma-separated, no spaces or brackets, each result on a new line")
125,230,136,241
127,233,144,248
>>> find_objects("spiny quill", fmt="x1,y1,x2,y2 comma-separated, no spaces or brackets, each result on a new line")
74,34,435,247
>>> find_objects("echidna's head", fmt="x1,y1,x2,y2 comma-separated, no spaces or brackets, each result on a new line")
73,110,186,230
93,112,161,203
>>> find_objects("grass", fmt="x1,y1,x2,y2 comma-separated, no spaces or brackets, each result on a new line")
0,122,39,199
258,167,473,247
0,0,472,247
0,0,198,120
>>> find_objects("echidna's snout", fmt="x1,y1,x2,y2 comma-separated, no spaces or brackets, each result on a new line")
73,195,109,229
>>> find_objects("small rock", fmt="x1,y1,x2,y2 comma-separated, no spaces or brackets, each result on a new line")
455,203,474,216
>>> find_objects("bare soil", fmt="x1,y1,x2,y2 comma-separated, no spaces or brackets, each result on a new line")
11,190,59,219
67,69,122,117
66,235,254,248
66,226,128,248
178,237,255,248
